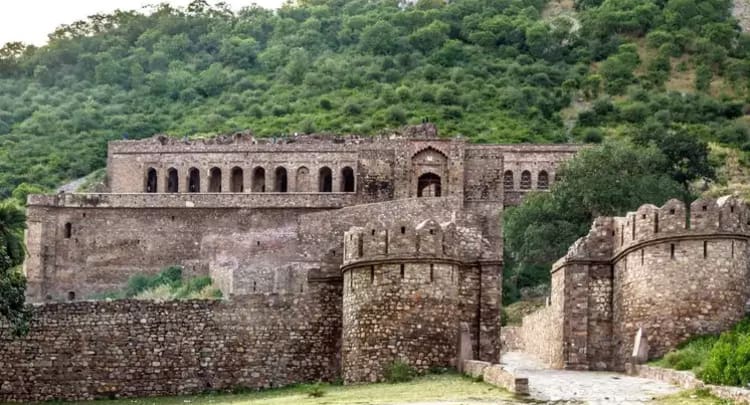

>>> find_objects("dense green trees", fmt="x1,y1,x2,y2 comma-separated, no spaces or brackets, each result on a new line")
0,201,28,336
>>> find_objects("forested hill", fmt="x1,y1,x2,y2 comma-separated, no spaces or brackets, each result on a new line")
0,0,749,197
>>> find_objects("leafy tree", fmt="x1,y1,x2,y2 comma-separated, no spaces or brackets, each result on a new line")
0,201,28,336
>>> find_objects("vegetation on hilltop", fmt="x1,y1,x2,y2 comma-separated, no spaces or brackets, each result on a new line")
0,0,748,198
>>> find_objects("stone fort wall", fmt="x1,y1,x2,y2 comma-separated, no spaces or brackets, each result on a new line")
0,281,341,402
519,195,750,371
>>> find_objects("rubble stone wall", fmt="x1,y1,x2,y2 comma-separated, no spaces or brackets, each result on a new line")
0,281,341,402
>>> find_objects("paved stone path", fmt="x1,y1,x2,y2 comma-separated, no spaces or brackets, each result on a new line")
500,352,681,404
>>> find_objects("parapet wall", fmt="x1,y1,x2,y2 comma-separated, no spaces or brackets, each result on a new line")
525,195,750,371
0,281,341,402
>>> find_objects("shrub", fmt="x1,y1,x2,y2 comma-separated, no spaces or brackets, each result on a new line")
384,360,416,383
306,382,326,398
658,335,718,372
582,128,604,143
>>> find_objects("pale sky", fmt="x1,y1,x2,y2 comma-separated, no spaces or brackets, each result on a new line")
0,0,285,47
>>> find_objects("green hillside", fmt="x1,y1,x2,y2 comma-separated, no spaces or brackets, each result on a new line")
0,0,749,197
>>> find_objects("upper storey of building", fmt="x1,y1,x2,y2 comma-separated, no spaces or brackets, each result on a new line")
104,124,579,208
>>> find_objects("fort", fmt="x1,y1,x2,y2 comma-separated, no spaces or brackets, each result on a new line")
3,123,750,401
515,194,750,373
1,124,577,401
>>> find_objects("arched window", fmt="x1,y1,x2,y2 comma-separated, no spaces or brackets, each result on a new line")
230,167,243,192
319,167,332,192
188,167,200,193
417,173,441,197
274,167,288,192
208,167,222,192
520,170,532,190
341,166,355,193
145,168,157,193
64,222,72,239
251,167,265,192
537,171,549,190
296,167,309,192
166,168,179,193
503,170,514,191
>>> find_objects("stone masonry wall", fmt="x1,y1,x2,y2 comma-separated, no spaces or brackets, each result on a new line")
520,195,750,372
519,268,564,368
0,281,341,402
341,261,460,383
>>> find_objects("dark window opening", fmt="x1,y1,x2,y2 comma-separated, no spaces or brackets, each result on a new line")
358,237,363,258
370,266,374,284
145,168,157,193
731,206,735,213
732,240,735,258
274,167,288,192
430,264,434,282
253,281,257,292
503,171,514,191
371,229,375,236
67,291,75,301
400,264,405,279
64,222,72,238
401,226,406,234
252,167,265,192
670,209,675,215
167,168,179,193
230,167,243,192
702,205,708,211
641,249,644,265
520,171,532,190
429,229,434,235
704,241,708,258
256,241,261,246
319,167,332,192
341,166,355,193
654,213,659,233
188,168,200,193
208,167,222,192
670,244,675,259
171,216,175,221
537,171,549,190
417,173,441,197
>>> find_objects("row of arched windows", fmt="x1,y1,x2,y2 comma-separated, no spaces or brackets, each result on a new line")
145,166,355,193
503,170,550,191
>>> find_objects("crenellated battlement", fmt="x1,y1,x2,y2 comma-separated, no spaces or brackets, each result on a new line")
555,195,750,273
342,218,459,268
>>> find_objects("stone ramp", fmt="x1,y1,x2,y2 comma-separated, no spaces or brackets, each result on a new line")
501,352,680,404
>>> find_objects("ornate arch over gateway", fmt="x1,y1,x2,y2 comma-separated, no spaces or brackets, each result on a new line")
411,146,448,197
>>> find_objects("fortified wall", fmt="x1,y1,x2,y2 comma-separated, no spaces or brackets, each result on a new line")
9,125,580,401
520,195,750,371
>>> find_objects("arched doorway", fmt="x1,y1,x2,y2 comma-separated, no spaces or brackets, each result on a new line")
252,167,265,192
417,173,441,197
166,168,179,193
411,147,448,197
230,167,243,192
319,167,332,192
341,166,355,192
274,167,288,192
145,168,157,193
208,167,222,192
188,168,200,193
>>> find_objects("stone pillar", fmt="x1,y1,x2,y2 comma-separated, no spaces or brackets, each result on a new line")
221,167,231,193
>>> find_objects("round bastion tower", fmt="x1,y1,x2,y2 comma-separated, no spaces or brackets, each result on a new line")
341,218,461,383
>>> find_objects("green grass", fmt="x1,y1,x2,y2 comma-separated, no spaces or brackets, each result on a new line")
650,335,719,374
47,374,520,405
654,388,733,405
